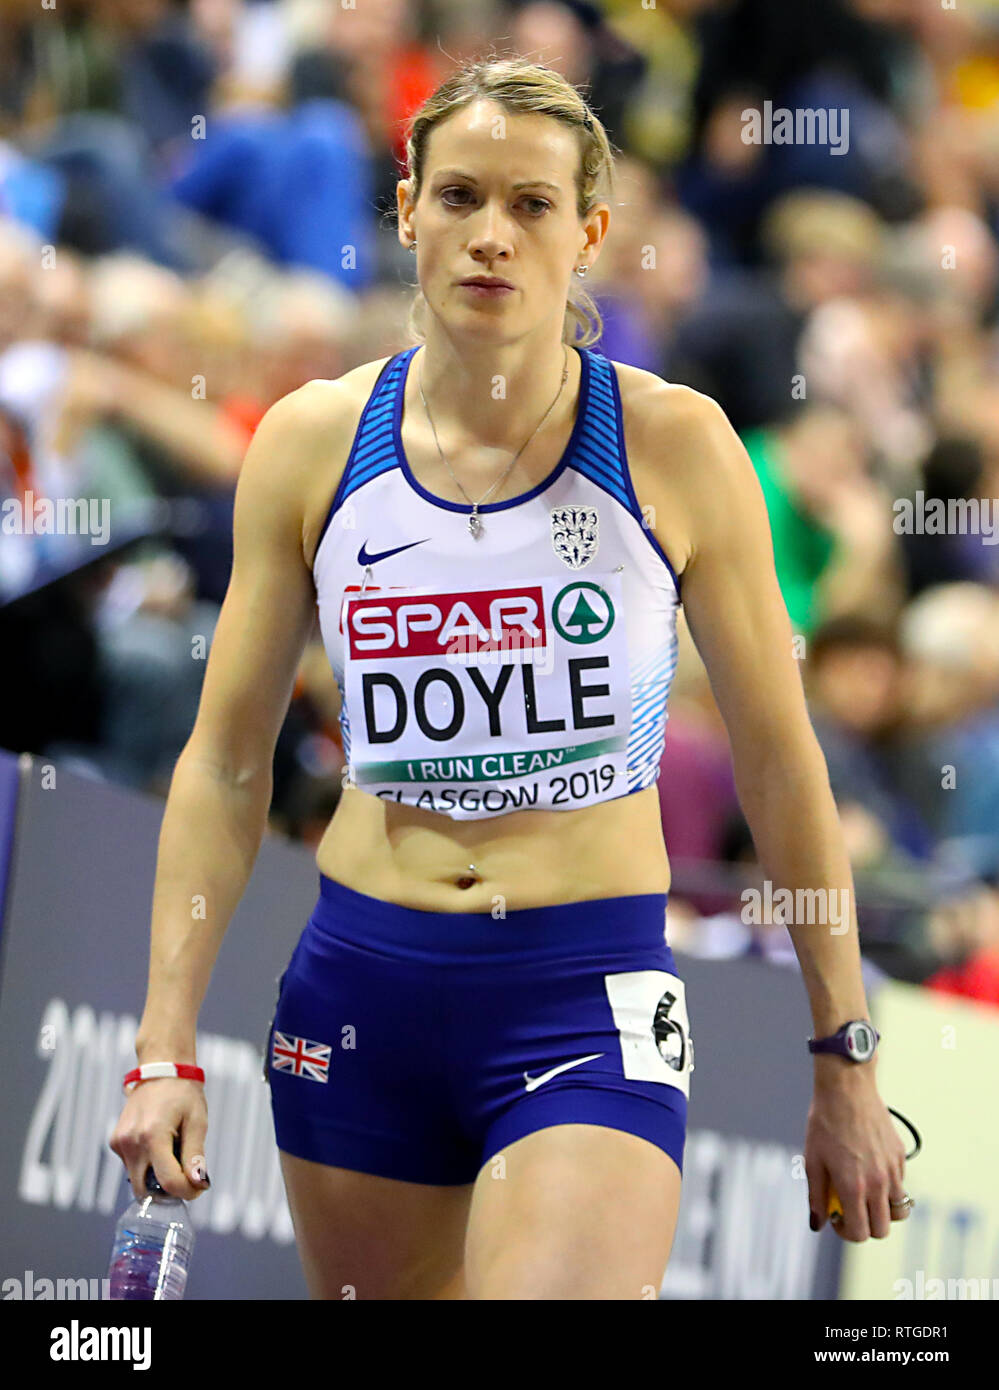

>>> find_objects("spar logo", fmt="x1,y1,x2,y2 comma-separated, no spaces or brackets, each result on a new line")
552,582,615,644
345,586,546,660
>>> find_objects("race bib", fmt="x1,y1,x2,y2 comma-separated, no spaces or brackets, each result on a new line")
340,572,632,817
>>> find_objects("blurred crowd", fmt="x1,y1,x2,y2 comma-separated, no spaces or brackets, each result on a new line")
0,0,997,1002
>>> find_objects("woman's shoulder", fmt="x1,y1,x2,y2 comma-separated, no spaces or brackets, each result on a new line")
236,354,405,569
602,356,758,560
604,356,726,434
267,353,400,437
247,352,401,478
605,356,736,474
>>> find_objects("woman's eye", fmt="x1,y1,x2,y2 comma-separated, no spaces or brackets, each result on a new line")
438,188,551,215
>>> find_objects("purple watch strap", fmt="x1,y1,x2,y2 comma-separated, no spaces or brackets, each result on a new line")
808,1021,879,1058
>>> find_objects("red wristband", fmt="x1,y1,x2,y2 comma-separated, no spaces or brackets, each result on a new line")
123,1062,205,1093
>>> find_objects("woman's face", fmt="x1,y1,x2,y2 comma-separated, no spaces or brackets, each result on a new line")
398,98,608,346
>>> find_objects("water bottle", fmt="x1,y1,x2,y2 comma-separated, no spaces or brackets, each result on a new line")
107,1163,196,1300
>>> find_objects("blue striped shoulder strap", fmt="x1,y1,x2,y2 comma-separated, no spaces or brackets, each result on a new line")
329,347,415,514
569,348,641,519
572,350,682,590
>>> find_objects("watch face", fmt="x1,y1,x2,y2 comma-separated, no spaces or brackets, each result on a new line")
848,1022,875,1059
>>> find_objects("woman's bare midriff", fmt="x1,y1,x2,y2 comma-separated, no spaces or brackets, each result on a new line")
314,783,671,912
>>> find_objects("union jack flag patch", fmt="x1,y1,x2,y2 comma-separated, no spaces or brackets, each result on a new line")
271,1030,332,1083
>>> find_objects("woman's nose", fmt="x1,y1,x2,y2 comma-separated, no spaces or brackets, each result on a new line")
467,207,513,259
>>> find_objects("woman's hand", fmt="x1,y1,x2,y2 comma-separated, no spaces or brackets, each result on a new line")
805,1068,910,1241
109,1079,211,1202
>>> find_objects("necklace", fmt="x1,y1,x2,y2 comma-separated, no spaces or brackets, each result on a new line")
418,346,569,538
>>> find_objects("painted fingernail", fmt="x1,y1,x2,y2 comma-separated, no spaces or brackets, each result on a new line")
191,1156,209,1185
809,1211,819,1231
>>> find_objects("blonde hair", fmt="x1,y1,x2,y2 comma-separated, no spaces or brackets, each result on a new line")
402,56,615,348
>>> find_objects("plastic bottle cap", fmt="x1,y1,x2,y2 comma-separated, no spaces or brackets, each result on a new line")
144,1165,167,1196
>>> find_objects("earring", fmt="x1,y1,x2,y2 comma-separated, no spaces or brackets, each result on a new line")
575,264,588,277
409,240,418,252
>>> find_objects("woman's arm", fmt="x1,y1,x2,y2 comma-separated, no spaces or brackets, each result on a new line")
640,383,908,1243
135,379,346,1058
112,378,349,1199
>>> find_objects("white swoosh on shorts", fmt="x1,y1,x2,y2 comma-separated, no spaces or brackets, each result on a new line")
523,1053,604,1093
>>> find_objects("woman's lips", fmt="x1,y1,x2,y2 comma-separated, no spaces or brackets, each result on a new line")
459,280,515,297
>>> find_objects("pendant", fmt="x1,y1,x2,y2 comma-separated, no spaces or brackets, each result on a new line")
468,510,483,538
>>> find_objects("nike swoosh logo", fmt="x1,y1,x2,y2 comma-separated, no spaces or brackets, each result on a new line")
523,1053,604,1093
357,538,431,567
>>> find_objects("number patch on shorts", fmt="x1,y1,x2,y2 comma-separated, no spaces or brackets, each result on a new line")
604,970,694,1097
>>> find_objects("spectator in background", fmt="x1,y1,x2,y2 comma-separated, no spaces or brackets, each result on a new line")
599,0,711,170
906,0,999,218
0,135,65,243
168,37,376,289
0,215,38,352
3,0,214,265
893,584,999,875
507,0,646,153
898,436,999,595
63,252,248,600
0,223,85,586
250,269,360,407
177,276,261,445
797,264,934,484
591,157,710,377
681,0,924,262
7,0,216,159
798,205,999,487
742,401,903,635
924,875,999,1007
299,0,444,223
804,615,934,861
667,189,884,430
32,243,92,347
0,232,224,789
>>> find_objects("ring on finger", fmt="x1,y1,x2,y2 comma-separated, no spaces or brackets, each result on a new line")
889,1193,914,1212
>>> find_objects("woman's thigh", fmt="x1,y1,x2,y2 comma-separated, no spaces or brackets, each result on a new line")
279,1150,474,1300
464,1123,682,1300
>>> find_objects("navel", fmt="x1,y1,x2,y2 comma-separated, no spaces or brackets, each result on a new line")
454,863,481,890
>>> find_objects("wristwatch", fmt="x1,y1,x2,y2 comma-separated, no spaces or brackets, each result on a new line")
808,1019,880,1062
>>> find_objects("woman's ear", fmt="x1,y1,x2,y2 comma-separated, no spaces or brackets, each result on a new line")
397,178,417,249
582,201,611,264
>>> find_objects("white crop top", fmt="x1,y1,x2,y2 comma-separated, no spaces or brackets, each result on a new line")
311,344,682,820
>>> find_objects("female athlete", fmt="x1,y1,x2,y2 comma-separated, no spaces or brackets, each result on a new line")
110,57,911,1300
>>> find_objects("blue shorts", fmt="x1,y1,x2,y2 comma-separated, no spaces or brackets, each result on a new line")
265,875,692,1185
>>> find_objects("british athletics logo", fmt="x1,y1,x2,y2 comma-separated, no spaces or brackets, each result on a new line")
271,1031,332,1083
344,587,547,660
